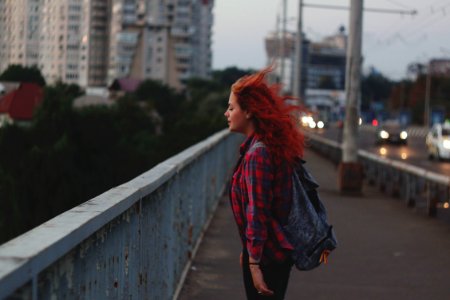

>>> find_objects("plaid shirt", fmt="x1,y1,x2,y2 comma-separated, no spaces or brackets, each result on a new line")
230,135,294,263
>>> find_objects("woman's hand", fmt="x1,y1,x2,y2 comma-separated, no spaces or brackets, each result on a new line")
249,265,274,296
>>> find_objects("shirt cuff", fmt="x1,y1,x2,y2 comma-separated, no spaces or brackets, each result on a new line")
247,240,264,262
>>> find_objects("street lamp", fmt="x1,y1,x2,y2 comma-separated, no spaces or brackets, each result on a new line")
424,61,431,128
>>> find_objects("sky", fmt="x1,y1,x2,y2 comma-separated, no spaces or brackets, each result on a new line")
212,0,450,80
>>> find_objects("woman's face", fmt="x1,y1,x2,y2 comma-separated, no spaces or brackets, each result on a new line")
224,92,254,135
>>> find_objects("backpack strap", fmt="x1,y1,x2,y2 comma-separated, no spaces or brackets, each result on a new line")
250,141,319,189
294,163,319,190
249,141,265,152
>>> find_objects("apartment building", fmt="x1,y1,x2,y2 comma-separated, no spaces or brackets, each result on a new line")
0,0,109,86
0,0,38,70
0,0,214,90
108,0,214,90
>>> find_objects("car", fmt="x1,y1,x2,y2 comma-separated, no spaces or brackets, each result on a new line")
300,114,326,129
426,123,450,161
375,120,408,145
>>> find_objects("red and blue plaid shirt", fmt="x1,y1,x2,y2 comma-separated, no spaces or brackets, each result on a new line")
230,135,294,263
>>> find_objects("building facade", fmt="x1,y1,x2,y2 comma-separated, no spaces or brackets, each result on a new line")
429,58,450,76
306,26,347,91
264,31,296,93
265,26,347,122
0,0,37,71
265,26,347,94
0,0,214,89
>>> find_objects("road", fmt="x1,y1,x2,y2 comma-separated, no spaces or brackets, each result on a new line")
312,125,450,176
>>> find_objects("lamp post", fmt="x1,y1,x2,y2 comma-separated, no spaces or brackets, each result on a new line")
338,0,364,194
424,61,431,128
293,0,303,101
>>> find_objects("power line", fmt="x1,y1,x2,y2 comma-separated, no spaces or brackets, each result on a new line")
303,3,417,15
371,0,450,39
366,1,450,53
404,9,448,39
385,0,412,10
399,3,449,36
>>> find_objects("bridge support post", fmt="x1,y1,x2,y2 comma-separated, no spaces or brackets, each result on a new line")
338,162,363,195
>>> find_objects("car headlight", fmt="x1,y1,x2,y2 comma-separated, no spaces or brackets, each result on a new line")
443,139,450,149
400,131,408,139
309,120,316,129
301,116,309,125
379,130,389,139
317,121,324,129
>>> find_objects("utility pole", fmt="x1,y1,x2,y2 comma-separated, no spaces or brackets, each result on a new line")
290,1,417,192
293,0,303,100
292,2,416,101
280,0,287,87
338,0,364,193
424,61,431,128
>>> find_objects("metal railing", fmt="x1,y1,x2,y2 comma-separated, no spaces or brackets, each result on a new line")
0,130,242,300
305,132,450,217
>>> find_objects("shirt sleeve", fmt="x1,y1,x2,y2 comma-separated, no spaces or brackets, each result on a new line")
243,147,273,262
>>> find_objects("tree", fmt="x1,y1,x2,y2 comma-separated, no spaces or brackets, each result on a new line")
407,62,426,78
361,72,394,111
134,79,184,132
0,64,46,86
212,67,254,87
0,66,251,244
388,79,413,110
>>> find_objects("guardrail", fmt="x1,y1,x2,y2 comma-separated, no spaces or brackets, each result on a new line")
305,132,450,217
0,130,242,300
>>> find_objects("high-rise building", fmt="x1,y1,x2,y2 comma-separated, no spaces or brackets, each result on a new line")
0,0,110,87
0,0,214,90
0,0,38,71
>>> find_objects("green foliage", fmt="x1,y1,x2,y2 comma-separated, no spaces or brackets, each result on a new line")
0,67,248,243
212,66,254,87
134,79,184,132
387,74,450,124
361,72,394,111
0,64,46,86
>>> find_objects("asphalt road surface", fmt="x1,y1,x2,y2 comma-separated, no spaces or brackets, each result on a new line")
313,125,450,176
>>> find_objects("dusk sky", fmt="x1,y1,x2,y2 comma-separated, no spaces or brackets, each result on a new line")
212,0,450,80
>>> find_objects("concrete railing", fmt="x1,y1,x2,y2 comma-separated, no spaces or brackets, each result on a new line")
0,130,242,300
305,132,450,217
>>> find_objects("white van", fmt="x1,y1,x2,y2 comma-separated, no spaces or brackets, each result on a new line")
426,123,450,161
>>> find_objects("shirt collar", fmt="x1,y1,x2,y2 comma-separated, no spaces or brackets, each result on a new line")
239,134,257,155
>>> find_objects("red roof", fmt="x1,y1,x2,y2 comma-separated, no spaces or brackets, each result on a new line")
0,83,43,120
110,77,142,93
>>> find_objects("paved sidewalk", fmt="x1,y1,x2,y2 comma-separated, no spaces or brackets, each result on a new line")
178,150,450,300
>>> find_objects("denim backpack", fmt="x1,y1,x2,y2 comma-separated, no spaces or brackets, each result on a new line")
286,160,337,271
251,142,337,271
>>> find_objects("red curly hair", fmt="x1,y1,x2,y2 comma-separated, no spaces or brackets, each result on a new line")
231,67,305,162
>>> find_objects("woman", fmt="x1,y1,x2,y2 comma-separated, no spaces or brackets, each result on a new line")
224,67,305,299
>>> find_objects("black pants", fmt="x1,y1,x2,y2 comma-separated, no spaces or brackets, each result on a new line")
242,252,293,300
